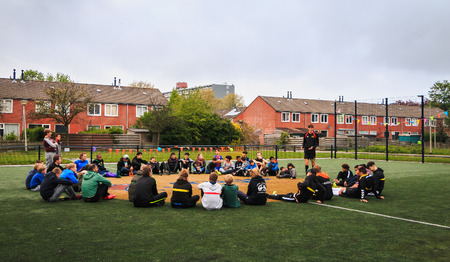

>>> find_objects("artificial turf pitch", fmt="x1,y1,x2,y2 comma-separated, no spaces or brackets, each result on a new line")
0,159,449,261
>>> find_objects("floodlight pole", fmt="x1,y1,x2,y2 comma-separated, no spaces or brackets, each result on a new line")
419,95,424,163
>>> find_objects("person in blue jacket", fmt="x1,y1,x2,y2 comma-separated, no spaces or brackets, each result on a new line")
266,156,279,176
245,160,258,176
60,163,79,184
30,163,47,192
26,160,44,190
74,153,89,172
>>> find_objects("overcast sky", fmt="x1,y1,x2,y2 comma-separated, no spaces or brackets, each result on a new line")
1,0,449,105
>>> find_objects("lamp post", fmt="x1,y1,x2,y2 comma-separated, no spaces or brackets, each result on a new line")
20,100,28,152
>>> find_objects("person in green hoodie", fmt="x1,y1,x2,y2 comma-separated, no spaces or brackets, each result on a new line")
82,164,115,202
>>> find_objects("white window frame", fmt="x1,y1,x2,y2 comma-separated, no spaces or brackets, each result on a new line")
359,131,369,135
345,115,353,124
391,117,398,126
281,112,290,122
0,99,13,113
369,131,377,135
412,118,418,126
384,117,390,125
362,116,369,125
105,125,123,130
320,114,328,123
292,113,300,123
105,104,118,117
87,125,101,131
370,116,377,125
405,118,411,126
311,113,319,123
87,103,102,116
54,103,70,115
337,114,344,124
136,105,148,118
35,101,51,114
28,124,51,129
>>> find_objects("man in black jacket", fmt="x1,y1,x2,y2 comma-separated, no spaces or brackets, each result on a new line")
367,161,385,197
132,152,148,174
40,168,80,202
237,168,267,205
47,155,65,173
133,166,167,207
301,124,319,174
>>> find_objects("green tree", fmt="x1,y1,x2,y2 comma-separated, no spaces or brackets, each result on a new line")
28,82,93,145
135,108,174,146
219,93,245,109
276,131,290,145
129,81,155,89
429,80,450,125
23,70,71,82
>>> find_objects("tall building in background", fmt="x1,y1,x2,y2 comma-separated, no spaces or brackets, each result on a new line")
163,82,235,100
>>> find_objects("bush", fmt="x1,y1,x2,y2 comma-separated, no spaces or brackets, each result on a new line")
5,132,18,141
20,127,45,142
276,132,290,145
79,126,124,134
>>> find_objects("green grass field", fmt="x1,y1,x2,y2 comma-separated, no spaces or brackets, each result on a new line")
0,159,449,261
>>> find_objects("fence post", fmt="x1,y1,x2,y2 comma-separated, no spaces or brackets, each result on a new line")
331,145,333,159
275,145,278,160
293,145,296,153
38,145,41,161
355,100,358,160
178,146,181,160
385,98,389,162
90,145,93,163
137,145,140,153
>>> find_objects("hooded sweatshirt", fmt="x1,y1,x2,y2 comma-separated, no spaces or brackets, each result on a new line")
26,169,38,189
40,172,73,201
81,170,112,198
198,181,223,210
246,175,267,205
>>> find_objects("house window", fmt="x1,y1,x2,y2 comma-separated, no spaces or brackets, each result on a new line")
35,101,51,114
384,117,390,125
88,103,101,116
359,131,369,135
292,113,300,122
405,118,411,126
320,130,328,137
370,131,377,135
320,114,328,123
105,104,118,117
412,118,418,126
28,124,50,129
87,125,101,130
370,116,377,125
105,125,123,130
54,103,70,115
391,117,398,125
55,125,67,133
345,115,353,124
281,112,290,122
337,114,344,124
0,99,13,113
136,105,148,118
362,116,369,125
311,114,319,123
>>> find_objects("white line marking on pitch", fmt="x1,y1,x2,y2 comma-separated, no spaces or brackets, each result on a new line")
309,202,450,229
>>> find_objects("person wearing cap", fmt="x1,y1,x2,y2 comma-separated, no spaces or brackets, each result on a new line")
117,154,133,177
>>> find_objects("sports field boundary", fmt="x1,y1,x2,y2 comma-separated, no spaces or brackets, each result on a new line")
310,202,450,229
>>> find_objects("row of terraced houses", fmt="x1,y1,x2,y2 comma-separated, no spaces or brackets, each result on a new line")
0,77,446,144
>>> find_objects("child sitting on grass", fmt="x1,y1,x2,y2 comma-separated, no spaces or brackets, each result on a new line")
133,166,167,208
92,154,109,176
26,160,43,190
333,163,354,186
30,163,46,192
198,173,223,210
221,175,240,208
171,169,200,208
40,168,81,202
82,164,115,202
180,152,194,172
276,163,297,179
237,168,267,205
193,153,206,174
244,160,257,176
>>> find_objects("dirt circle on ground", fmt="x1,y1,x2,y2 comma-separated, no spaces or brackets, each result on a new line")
108,174,304,202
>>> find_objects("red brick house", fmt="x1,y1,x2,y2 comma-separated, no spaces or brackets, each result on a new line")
234,96,446,144
0,78,168,138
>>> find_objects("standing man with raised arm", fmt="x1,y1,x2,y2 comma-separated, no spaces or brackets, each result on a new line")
301,124,319,174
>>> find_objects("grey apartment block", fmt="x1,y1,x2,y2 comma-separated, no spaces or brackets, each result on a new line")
163,83,235,100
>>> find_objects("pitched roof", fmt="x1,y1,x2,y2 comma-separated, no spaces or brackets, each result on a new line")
259,96,446,118
0,78,168,106
215,107,246,119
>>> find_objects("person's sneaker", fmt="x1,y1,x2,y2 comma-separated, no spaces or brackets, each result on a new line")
106,194,116,200
59,196,70,201
116,174,122,178
71,195,82,200
216,171,222,175
272,191,277,195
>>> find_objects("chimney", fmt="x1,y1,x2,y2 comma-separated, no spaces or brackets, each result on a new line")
290,91,293,99
114,77,117,88
118,79,121,89
20,70,25,83
12,69,16,82
287,91,289,98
